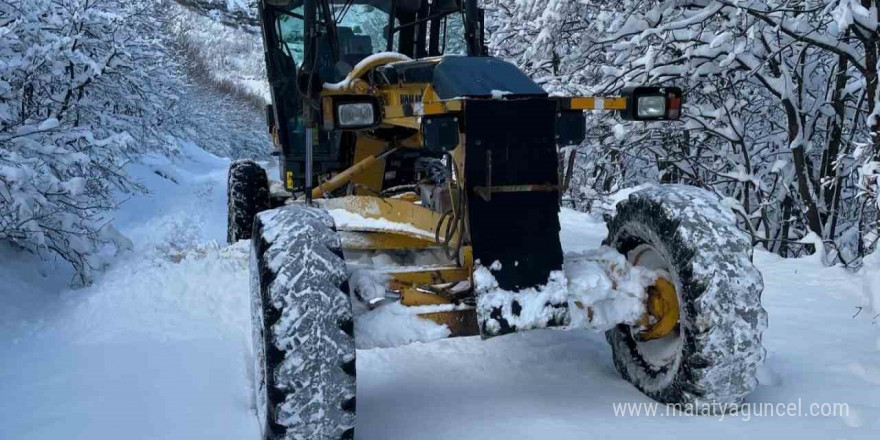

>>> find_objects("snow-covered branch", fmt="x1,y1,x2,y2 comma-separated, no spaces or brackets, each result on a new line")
487,0,880,264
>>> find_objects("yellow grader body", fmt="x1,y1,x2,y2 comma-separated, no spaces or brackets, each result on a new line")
231,2,767,439
268,53,678,338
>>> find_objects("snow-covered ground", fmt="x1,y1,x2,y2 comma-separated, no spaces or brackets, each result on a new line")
0,143,259,439
1,144,878,439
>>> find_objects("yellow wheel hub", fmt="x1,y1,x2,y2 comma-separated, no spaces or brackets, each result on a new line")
637,277,680,340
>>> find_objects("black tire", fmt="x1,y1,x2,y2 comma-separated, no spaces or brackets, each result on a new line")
604,185,767,409
250,205,356,440
228,160,270,243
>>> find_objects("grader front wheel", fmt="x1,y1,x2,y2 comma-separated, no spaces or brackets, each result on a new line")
604,185,768,408
250,206,356,440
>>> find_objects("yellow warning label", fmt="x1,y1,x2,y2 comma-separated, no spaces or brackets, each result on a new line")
286,171,294,189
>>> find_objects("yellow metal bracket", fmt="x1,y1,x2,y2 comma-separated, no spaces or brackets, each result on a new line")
337,231,438,251
387,266,471,288
386,263,479,337
399,288,452,306
564,96,627,111
317,196,458,243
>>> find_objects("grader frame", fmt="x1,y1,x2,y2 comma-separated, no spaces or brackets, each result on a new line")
257,0,684,339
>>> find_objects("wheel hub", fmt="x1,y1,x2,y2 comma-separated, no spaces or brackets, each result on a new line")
637,277,679,340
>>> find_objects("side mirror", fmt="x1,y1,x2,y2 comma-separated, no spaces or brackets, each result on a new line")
619,87,683,121
321,95,382,131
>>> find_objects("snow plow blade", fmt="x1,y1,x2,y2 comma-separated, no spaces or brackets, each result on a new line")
419,310,481,337
463,98,564,337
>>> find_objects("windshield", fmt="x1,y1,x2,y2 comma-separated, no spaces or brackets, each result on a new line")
278,6,305,62
277,1,392,68
274,0,467,78
334,3,391,54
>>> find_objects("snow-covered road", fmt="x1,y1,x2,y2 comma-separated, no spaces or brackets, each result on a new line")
0,144,259,439
1,146,878,439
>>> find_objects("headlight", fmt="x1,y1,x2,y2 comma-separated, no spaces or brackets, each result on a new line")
321,95,381,130
637,96,667,118
337,103,376,128
619,87,683,121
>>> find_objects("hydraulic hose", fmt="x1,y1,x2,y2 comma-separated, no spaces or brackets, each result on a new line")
434,154,465,265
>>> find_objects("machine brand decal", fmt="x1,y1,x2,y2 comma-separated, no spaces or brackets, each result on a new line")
400,93,422,107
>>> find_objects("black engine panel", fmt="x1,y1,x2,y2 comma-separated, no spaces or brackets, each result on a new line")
463,98,563,291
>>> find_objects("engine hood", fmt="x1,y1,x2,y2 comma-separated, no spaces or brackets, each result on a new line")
377,56,547,100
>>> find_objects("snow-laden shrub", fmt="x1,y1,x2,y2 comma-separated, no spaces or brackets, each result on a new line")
0,0,179,285
168,0,268,108
161,0,271,160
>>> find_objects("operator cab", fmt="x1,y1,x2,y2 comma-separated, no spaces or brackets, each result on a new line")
259,0,484,192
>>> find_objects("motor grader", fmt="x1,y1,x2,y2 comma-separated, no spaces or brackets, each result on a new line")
228,1,768,438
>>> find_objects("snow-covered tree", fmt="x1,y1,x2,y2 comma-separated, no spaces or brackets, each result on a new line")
487,0,880,264
0,0,183,284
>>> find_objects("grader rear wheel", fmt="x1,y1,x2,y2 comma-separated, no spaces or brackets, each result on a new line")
604,185,768,409
228,160,270,243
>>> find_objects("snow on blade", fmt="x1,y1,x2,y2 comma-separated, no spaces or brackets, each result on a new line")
347,267,455,350
349,268,391,307
346,259,457,349
327,208,435,239
354,302,452,349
